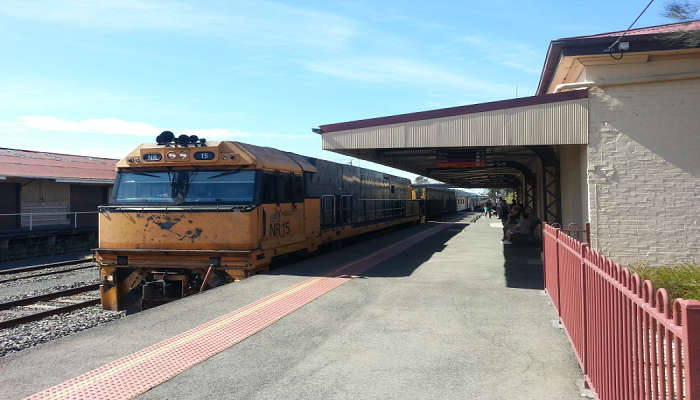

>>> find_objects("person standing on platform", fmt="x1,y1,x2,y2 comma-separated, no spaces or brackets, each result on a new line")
497,198,508,220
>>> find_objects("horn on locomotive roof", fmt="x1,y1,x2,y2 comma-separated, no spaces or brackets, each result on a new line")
155,131,206,146
156,130,175,145
175,134,191,146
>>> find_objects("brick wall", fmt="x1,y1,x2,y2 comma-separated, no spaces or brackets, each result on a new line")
587,79,700,265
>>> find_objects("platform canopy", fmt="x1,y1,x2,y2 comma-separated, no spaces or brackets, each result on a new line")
315,90,589,222
315,90,588,190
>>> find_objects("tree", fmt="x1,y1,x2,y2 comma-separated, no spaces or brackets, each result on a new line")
662,1,700,47
487,188,512,200
662,1,699,20
414,176,429,184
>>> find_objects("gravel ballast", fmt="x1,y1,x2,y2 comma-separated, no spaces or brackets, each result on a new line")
0,280,100,304
0,306,125,357
0,261,124,357
0,263,100,299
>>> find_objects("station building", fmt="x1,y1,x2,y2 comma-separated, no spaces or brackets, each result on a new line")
316,21,700,265
0,148,117,260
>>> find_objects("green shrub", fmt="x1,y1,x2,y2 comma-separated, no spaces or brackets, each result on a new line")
628,264,700,301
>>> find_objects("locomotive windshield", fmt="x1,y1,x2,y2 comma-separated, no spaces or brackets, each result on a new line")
113,170,256,205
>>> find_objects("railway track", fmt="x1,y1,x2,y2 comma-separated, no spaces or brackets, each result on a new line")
0,260,96,284
0,259,90,275
0,284,101,329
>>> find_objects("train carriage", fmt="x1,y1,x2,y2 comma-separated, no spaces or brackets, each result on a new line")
455,190,473,212
412,187,457,219
96,134,420,312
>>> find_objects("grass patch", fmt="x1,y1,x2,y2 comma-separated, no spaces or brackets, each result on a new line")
628,264,700,301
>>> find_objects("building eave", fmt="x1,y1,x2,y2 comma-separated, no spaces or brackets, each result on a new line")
537,21,700,95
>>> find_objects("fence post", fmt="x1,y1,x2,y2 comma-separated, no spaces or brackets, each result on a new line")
683,300,700,399
542,225,547,289
74,212,78,229
585,222,591,244
555,228,562,317
580,243,589,376
29,214,32,231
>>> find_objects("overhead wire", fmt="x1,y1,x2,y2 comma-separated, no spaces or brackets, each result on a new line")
605,0,657,59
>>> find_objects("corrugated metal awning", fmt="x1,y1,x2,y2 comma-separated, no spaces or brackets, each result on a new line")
318,90,588,150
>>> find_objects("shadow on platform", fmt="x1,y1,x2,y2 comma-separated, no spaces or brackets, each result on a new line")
364,223,468,278
502,240,544,290
266,222,469,279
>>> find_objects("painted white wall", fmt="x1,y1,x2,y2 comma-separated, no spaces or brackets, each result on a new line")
586,70,700,265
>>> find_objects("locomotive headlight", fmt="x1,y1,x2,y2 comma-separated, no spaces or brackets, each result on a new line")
178,151,188,160
167,151,177,160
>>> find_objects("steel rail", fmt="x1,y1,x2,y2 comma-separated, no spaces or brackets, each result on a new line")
0,298,100,330
0,259,90,275
0,283,100,310
0,264,96,284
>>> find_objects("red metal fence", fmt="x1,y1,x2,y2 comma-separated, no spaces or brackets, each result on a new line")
543,223,700,400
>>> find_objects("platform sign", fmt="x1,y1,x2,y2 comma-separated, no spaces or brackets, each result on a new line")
435,150,486,168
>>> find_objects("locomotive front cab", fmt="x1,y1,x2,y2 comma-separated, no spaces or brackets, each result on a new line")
97,138,315,312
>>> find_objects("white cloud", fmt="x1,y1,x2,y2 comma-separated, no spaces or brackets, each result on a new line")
0,0,356,51
0,115,311,140
304,57,513,95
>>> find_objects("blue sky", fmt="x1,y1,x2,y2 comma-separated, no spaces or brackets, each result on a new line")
0,0,677,181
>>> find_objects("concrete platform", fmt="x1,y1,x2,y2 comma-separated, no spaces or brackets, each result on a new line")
0,214,583,399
